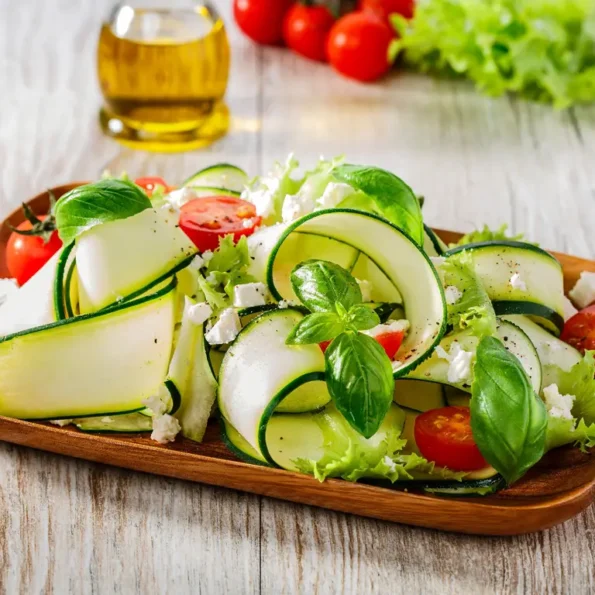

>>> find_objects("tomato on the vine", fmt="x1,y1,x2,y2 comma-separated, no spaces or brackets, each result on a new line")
414,407,488,471
179,196,262,252
561,305,595,353
234,0,294,46
6,204,63,286
358,0,415,23
283,3,335,62
135,176,171,196
326,12,394,82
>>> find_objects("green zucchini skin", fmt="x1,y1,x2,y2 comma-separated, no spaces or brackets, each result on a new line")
53,242,76,321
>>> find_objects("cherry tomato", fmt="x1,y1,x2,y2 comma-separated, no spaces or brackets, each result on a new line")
326,12,395,82
7,216,63,286
358,0,415,23
414,407,488,471
561,305,595,353
234,0,294,46
319,330,404,358
135,177,171,196
283,3,335,62
179,196,262,252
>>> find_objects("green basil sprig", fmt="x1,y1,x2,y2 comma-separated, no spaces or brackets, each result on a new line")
55,179,152,245
286,259,394,438
332,164,423,246
471,336,547,485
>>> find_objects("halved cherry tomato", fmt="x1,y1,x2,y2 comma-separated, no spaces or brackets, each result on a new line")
358,0,415,23
561,305,595,353
135,177,171,196
414,406,488,471
179,196,262,252
319,330,404,358
283,3,335,62
7,215,63,286
326,11,395,82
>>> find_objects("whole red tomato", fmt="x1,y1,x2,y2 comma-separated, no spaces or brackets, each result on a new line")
234,0,294,45
358,0,415,23
327,12,394,82
283,3,335,62
7,214,63,286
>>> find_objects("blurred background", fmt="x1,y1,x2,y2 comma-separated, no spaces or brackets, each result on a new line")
0,0,594,258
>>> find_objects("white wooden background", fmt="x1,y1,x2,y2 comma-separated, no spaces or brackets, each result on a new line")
1,1,595,593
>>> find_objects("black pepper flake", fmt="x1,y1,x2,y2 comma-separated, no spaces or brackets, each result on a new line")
154,338,158,344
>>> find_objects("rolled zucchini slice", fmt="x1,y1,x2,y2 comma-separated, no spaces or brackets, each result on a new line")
445,241,565,334
183,164,248,193
0,280,177,420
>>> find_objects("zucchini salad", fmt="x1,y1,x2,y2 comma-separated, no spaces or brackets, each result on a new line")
2,156,595,497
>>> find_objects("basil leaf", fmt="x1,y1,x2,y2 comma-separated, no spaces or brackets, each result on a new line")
291,259,362,313
346,304,380,331
325,332,395,439
55,179,152,245
471,336,547,485
332,164,423,246
286,313,346,345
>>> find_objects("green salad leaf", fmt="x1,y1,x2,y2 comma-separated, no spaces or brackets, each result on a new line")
546,415,595,452
390,0,595,109
471,336,548,484
449,224,527,249
55,179,152,245
332,164,424,245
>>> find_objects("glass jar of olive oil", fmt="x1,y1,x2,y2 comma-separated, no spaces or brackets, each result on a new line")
97,0,230,152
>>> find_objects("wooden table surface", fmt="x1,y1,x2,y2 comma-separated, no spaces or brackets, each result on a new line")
1,0,595,593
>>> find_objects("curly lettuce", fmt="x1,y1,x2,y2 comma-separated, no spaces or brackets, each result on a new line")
449,224,527,249
390,0,595,109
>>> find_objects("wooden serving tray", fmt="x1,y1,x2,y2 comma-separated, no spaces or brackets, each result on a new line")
0,185,593,536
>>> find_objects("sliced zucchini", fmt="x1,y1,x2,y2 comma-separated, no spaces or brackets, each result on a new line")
76,207,196,313
0,280,176,419
348,252,403,304
266,209,447,378
393,380,446,412
75,412,153,433
445,241,565,334
443,386,470,407
218,309,330,463
64,259,79,318
423,225,447,256
54,242,76,320
0,250,62,337
220,417,269,466
186,186,241,198
183,164,248,193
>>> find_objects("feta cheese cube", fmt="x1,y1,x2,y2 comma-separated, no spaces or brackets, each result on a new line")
363,319,410,339
242,218,255,229
201,250,214,263
142,392,169,417
151,414,181,444
543,384,575,420
233,282,269,308
569,272,595,309
164,187,196,211
509,273,527,292
282,191,316,223
356,278,373,303
188,254,206,270
444,285,463,305
316,182,355,209
205,308,242,345
435,342,473,384
563,296,578,321
188,302,212,325
243,185,277,219
278,300,290,309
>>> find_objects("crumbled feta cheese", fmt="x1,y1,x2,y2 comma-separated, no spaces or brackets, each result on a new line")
205,308,242,345
282,191,316,223
142,392,168,417
233,282,269,308
383,455,397,473
543,384,575,420
101,417,113,424
316,182,355,209
509,273,527,291
0,278,18,307
563,296,578,321
242,218,255,229
430,257,446,267
278,300,290,309
151,414,181,444
164,187,196,211
444,285,463,305
356,278,373,303
435,342,473,384
201,250,214,263
206,272,217,284
50,419,73,427
188,302,212,325
363,319,410,339
188,254,206,270
242,184,277,219
569,272,595,309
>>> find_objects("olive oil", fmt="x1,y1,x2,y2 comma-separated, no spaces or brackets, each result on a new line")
97,4,230,151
